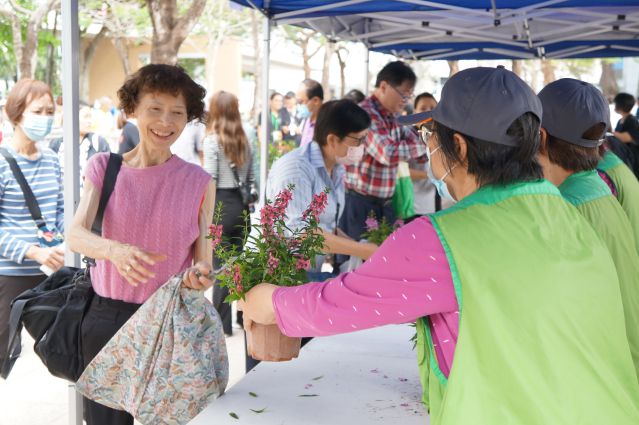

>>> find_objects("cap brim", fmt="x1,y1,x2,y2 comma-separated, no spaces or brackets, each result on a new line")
397,111,433,126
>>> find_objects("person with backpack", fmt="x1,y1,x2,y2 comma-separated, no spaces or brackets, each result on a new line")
49,104,110,181
0,79,65,370
202,90,255,337
67,64,217,425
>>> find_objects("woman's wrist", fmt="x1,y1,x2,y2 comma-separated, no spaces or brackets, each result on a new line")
25,245,41,260
105,239,121,262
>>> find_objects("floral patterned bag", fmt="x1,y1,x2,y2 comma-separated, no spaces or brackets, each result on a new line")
76,275,228,425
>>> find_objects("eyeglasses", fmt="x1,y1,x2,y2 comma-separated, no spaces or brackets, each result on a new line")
389,85,414,103
418,125,433,145
344,134,368,145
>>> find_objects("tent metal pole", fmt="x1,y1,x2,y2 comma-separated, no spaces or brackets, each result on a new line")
363,47,370,95
61,1,82,424
259,17,271,204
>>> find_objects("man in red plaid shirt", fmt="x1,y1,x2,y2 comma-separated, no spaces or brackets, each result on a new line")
341,61,428,241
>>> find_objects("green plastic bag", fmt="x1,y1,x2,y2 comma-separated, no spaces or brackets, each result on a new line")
392,161,415,219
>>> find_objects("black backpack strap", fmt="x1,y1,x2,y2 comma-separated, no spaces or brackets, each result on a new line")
0,147,46,229
228,161,245,189
1,298,29,378
91,153,123,235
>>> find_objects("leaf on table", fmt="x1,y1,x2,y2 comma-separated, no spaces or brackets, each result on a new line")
249,392,258,397
250,408,267,413
311,375,324,381
229,412,239,419
298,394,319,397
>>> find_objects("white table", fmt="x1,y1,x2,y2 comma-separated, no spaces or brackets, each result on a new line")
189,324,429,425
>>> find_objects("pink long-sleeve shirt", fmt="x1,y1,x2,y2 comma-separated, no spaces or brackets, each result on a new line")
273,216,460,377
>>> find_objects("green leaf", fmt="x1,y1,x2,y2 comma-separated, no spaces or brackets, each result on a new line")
250,408,267,413
229,412,239,419
249,392,258,397
311,375,324,381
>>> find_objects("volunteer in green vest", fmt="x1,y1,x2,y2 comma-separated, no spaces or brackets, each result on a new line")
598,146,639,253
536,78,639,382
239,67,639,424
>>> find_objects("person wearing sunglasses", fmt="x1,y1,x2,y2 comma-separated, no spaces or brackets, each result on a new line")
341,61,428,243
536,78,639,382
240,67,639,424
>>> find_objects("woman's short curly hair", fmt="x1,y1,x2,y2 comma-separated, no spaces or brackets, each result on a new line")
117,64,206,122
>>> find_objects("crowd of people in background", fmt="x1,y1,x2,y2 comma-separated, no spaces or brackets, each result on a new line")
1,60,639,424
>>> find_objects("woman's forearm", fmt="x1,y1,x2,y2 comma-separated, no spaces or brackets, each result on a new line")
321,229,377,260
193,180,216,265
67,224,119,261
614,131,634,143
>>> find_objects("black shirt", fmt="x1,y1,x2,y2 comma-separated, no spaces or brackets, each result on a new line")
615,115,639,145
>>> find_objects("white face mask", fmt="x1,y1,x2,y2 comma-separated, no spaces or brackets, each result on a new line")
336,145,364,166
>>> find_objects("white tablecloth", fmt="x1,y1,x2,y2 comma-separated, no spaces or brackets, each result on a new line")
189,324,429,424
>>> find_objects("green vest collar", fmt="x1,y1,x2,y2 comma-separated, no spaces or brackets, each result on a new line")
559,170,611,206
436,179,561,217
598,150,624,172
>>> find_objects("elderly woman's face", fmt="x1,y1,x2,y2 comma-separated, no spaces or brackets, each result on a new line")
133,91,188,149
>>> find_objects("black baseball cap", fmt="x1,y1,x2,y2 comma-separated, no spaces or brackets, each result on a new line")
537,78,609,148
398,66,542,146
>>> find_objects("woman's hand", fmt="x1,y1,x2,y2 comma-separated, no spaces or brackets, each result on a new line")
107,242,167,287
26,245,65,272
239,283,278,331
182,261,214,290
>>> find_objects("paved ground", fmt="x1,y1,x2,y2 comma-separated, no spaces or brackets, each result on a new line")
0,300,247,425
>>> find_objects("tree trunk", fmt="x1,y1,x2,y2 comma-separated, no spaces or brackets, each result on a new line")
321,42,335,101
10,14,23,79
44,10,58,88
541,59,556,85
447,60,459,77
10,0,59,79
113,37,132,76
511,60,523,77
80,25,108,104
336,48,347,97
146,0,208,65
302,38,312,79
599,60,619,101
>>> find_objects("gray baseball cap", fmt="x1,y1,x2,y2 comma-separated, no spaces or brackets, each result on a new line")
537,78,609,148
398,66,542,146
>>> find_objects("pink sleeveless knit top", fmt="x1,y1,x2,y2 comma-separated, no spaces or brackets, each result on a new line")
85,153,211,303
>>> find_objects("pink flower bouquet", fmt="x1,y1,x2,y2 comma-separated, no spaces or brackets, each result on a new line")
207,184,329,361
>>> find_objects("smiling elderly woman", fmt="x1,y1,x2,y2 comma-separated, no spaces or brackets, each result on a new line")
68,64,215,425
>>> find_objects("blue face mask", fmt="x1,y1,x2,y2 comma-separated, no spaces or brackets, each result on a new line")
425,144,456,202
297,104,310,120
20,114,54,142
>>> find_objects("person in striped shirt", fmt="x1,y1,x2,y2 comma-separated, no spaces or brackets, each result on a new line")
0,79,65,368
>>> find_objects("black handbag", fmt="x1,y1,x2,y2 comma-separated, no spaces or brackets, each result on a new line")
0,153,123,381
229,161,258,207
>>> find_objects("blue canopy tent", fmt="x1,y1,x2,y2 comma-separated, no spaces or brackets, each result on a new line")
232,0,639,200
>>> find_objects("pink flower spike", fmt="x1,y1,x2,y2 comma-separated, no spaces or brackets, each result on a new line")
365,217,379,231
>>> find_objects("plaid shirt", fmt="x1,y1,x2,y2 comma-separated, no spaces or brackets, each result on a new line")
345,95,428,199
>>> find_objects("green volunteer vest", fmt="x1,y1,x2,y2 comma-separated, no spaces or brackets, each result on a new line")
416,180,639,425
559,169,639,383
598,151,639,254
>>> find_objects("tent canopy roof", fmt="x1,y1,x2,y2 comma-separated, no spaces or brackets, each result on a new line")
232,1,639,59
